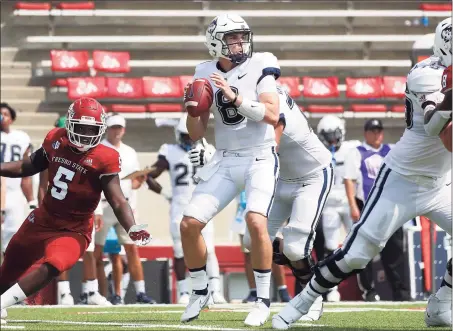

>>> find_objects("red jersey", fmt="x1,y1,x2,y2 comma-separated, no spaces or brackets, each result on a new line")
39,128,121,236
441,65,452,93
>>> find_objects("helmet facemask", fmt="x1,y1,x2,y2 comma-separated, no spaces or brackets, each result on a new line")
66,119,106,151
319,129,343,152
220,30,253,64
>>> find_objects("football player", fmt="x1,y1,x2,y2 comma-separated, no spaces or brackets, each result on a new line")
146,114,225,305
180,14,280,326
0,98,150,324
316,115,359,302
0,103,37,253
272,18,452,330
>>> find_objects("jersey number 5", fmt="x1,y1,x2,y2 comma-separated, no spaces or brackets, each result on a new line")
215,87,245,125
51,166,75,200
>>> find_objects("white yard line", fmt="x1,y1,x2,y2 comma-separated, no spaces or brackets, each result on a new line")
1,326,25,330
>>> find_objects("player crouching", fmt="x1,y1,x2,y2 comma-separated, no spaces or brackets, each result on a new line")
0,98,150,324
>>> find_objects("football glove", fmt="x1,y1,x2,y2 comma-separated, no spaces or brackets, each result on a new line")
28,199,38,211
189,147,213,167
128,224,152,246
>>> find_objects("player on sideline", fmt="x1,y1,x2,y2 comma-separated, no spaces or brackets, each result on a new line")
271,17,452,329
0,98,150,324
180,14,280,326
146,113,225,305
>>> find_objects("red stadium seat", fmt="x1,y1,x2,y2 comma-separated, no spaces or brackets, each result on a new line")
143,77,183,98
350,104,387,112
382,76,406,98
306,105,344,113
346,77,383,99
56,2,95,10
106,78,144,99
50,78,68,87
302,77,339,98
67,77,106,99
50,50,89,72
277,77,301,98
92,51,130,73
147,104,183,112
391,105,406,113
109,104,146,113
419,3,452,11
15,2,51,10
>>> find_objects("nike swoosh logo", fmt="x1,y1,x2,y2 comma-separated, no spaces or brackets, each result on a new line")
256,157,266,161
238,74,247,79
446,182,451,186
13,296,18,302
199,294,210,308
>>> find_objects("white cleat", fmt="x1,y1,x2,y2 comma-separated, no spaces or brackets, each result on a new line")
211,291,227,304
1,309,7,325
425,294,452,327
272,292,312,330
299,296,324,321
178,293,190,305
59,293,75,306
325,286,341,302
244,300,270,327
180,292,212,323
87,292,112,306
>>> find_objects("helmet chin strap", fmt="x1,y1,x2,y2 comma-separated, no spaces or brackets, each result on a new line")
229,53,247,64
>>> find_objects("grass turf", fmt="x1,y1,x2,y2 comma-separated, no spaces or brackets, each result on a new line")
3,302,451,330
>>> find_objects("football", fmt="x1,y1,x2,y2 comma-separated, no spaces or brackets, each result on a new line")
184,78,213,117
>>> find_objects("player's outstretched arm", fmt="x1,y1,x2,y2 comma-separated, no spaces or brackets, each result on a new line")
101,174,136,233
0,147,49,178
186,112,209,141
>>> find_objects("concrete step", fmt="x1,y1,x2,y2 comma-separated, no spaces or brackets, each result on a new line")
1,61,32,76
14,112,59,127
1,47,19,62
1,73,32,86
1,99,42,113
1,86,46,99
15,125,49,144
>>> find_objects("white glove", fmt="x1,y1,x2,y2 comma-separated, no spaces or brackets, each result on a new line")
128,224,152,246
189,147,213,167
160,187,172,202
28,199,38,210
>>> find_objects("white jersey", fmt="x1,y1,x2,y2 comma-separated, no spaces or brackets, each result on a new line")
277,87,332,181
101,139,139,201
385,56,450,178
158,144,199,204
326,140,361,206
0,129,31,191
193,52,278,151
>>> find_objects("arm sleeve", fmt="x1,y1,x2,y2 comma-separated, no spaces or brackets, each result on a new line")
29,147,49,172
343,149,361,180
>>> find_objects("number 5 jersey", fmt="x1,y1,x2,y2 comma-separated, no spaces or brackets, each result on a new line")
384,56,450,178
40,128,121,238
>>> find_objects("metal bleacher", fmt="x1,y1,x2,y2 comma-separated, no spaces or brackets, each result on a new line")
1,0,451,149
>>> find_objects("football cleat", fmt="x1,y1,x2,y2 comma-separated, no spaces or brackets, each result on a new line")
211,291,227,304
299,296,324,321
1,309,7,325
181,291,212,323
87,292,112,306
59,293,75,306
425,294,452,327
244,299,270,327
178,292,190,305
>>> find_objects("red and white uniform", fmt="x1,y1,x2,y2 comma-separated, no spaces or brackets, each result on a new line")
441,65,452,93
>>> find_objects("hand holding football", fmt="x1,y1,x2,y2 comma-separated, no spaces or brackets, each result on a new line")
184,78,213,117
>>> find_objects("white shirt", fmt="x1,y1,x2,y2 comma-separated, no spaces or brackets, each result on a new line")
384,56,450,179
0,129,31,192
101,139,139,201
344,142,392,202
277,87,332,180
193,52,279,151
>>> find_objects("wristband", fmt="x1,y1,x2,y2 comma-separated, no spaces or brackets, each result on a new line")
237,97,266,122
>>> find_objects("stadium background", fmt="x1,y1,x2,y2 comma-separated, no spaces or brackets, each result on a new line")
0,0,451,302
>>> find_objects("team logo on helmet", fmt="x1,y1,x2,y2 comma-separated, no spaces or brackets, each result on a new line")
68,103,75,119
207,18,218,36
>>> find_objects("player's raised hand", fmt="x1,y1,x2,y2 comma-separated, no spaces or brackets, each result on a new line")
128,224,152,246
210,73,236,101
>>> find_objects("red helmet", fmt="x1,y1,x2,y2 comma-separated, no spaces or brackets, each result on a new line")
66,98,106,151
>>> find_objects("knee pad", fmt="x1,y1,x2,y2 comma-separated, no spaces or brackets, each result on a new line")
283,239,307,262
342,233,380,271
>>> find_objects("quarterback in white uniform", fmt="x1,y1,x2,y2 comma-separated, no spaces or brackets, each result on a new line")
180,14,280,326
146,114,225,305
0,103,37,252
272,18,452,329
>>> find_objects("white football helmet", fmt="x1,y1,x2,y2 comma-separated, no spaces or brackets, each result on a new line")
175,113,194,151
205,14,253,64
434,17,452,67
317,115,346,151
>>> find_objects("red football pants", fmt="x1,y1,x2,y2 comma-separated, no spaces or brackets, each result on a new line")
0,215,87,291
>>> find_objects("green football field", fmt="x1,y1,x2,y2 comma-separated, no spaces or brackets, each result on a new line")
3,302,451,330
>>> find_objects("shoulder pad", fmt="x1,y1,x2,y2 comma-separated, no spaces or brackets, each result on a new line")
407,59,444,94
253,52,281,84
194,60,216,79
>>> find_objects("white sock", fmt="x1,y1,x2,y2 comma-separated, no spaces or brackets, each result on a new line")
1,284,27,309
121,273,130,299
209,277,221,293
58,281,71,295
189,266,208,292
178,279,189,295
87,279,99,293
206,251,220,279
81,282,88,294
253,269,271,300
134,280,145,294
